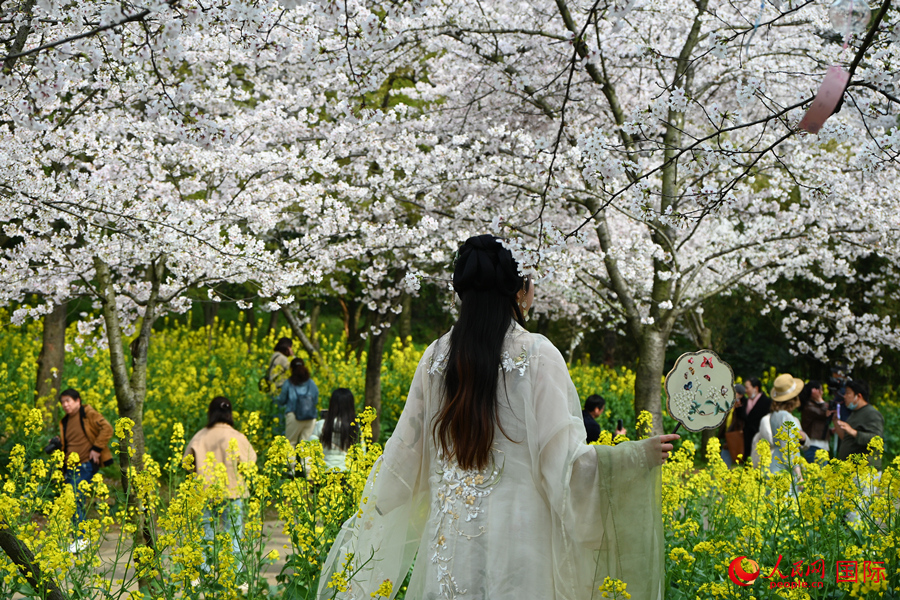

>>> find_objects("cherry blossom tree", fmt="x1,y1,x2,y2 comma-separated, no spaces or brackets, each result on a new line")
4,0,900,452
307,0,900,432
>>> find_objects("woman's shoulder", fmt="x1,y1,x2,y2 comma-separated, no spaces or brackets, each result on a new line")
506,324,565,364
422,334,449,375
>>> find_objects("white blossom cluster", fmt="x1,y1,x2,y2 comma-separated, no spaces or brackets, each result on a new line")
2,0,900,368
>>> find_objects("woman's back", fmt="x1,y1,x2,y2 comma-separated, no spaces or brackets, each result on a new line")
412,325,557,598
320,324,665,600
313,418,350,470
317,235,669,600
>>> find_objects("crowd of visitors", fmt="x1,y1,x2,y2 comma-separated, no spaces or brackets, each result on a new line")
47,335,358,562
707,371,885,471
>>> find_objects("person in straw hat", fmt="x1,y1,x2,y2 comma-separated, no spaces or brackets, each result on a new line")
750,374,809,478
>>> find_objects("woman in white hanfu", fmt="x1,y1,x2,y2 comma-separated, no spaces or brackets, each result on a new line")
317,235,678,600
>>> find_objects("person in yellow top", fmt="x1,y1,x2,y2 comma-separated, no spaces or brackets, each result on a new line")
56,388,113,553
184,396,257,574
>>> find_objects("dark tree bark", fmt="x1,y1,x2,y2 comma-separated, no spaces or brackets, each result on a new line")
263,309,279,338
35,301,67,419
2,0,35,74
244,306,255,353
632,327,670,436
339,299,365,358
309,303,321,350
398,293,412,346
0,526,67,600
364,325,393,442
202,301,219,328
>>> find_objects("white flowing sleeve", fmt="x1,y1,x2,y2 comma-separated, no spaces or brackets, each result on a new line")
316,345,432,600
530,339,664,600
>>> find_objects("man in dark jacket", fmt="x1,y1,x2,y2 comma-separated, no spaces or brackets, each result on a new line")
836,381,885,469
737,377,772,462
582,394,627,443
57,388,113,553
583,395,604,443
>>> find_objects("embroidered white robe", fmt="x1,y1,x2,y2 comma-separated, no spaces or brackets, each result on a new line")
318,323,665,600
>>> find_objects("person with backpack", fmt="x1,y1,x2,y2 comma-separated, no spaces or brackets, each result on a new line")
55,388,114,553
276,357,320,445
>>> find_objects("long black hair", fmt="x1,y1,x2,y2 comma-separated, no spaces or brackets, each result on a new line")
433,235,530,471
321,388,358,451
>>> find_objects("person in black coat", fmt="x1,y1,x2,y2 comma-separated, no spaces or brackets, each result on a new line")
583,395,604,443
737,377,772,461
582,394,627,443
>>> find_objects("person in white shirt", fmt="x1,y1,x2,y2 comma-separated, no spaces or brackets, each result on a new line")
751,374,808,481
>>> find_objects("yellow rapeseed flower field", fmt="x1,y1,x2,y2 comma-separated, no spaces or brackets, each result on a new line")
0,310,898,599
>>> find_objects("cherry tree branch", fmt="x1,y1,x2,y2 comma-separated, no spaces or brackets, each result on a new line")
1,5,163,64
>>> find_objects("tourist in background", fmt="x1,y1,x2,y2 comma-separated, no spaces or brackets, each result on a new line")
54,388,113,554
263,337,293,393
738,377,771,462
718,383,747,467
184,396,257,576
582,394,626,443
799,380,832,464
750,374,808,481
312,388,359,470
835,381,885,469
276,357,319,445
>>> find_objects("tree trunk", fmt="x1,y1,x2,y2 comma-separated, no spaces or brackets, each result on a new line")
2,0,35,74
93,258,158,474
93,257,161,591
364,326,392,442
633,327,668,436
309,303,321,350
280,305,322,364
203,301,219,328
603,330,618,366
398,293,412,346
263,309,279,338
244,307,255,353
347,302,365,358
0,525,67,600
35,301,67,419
